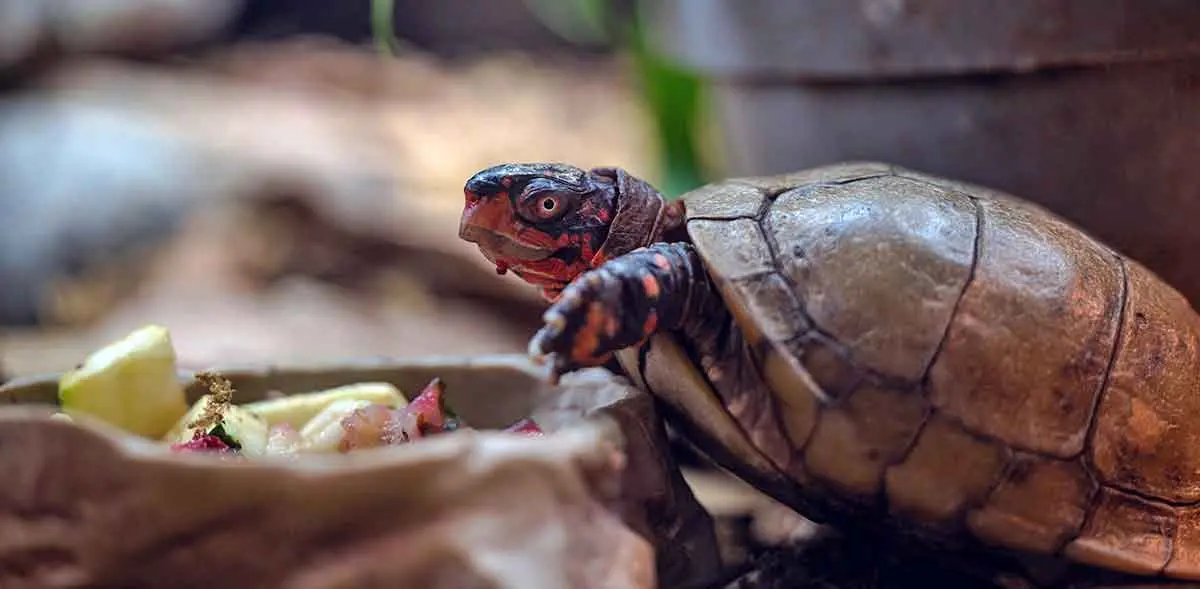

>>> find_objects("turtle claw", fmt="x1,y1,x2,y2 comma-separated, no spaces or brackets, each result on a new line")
527,337,548,364
528,325,573,385
542,358,562,386
543,309,567,333
528,323,557,360
526,267,629,383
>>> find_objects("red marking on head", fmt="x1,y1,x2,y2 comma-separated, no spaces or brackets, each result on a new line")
460,189,508,233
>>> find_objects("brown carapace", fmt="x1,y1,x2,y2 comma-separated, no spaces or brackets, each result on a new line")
459,161,1200,586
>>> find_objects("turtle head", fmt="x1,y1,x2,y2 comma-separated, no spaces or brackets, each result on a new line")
459,162,679,299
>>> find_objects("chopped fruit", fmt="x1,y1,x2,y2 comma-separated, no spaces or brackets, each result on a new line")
338,403,411,452
58,324,190,438
185,371,236,433
504,418,544,436
165,373,270,457
243,382,406,429
166,396,270,456
406,378,450,434
329,378,471,452
298,398,376,453
265,423,303,456
171,433,235,454
52,327,550,458
331,378,480,451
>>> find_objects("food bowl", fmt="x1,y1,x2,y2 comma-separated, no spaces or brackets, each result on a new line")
0,354,720,588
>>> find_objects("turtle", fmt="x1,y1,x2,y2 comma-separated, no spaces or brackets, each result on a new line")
457,161,1200,586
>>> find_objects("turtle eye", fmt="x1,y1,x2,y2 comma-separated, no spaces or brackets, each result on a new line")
537,195,561,217
517,189,570,223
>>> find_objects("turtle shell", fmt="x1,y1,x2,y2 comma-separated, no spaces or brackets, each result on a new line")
669,162,1200,580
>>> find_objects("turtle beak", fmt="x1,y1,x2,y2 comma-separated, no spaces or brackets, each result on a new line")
459,193,554,262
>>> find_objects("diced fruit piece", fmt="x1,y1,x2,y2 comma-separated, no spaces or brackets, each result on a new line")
242,382,406,429
166,395,270,457
504,418,544,436
298,398,375,453
406,378,449,434
166,394,213,441
49,412,73,424
171,434,234,454
338,403,410,452
58,324,189,438
265,423,303,456
210,405,269,456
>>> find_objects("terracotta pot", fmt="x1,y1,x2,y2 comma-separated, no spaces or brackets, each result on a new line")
0,355,720,589
646,0,1200,305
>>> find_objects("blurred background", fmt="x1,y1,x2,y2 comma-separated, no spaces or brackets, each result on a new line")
4,0,1200,380
3,1,1199,583
0,0,655,376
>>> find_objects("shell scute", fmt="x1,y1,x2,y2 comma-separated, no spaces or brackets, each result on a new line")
762,176,977,382
965,454,1095,554
1064,487,1176,576
729,161,894,196
682,181,766,219
802,381,928,500
688,218,774,281
927,196,1124,458
1090,260,1200,503
883,414,1010,525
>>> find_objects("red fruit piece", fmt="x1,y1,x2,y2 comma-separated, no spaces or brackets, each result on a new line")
504,418,544,436
171,434,233,453
406,378,448,434
338,403,413,452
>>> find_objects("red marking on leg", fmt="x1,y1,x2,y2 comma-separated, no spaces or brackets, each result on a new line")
570,302,610,366
605,314,619,337
641,274,661,299
641,310,658,337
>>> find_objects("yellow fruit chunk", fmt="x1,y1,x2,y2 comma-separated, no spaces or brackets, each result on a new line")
298,398,376,453
58,325,189,438
242,382,406,429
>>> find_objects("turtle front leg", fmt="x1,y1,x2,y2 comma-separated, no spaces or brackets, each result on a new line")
530,241,717,382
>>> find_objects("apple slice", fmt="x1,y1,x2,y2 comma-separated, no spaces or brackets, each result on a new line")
58,324,190,438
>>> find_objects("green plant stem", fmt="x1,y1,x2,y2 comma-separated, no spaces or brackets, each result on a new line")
371,0,400,57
